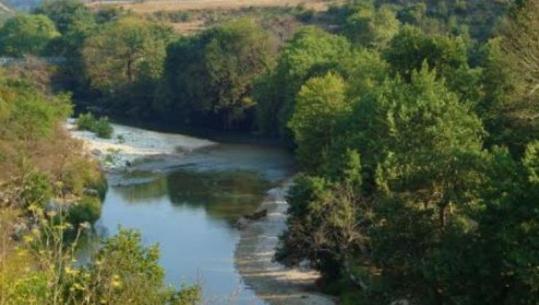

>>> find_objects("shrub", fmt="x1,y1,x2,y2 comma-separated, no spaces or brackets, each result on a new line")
67,195,101,225
76,113,113,138
94,117,113,138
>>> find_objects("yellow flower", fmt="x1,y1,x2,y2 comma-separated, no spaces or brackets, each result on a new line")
110,274,122,289
64,266,77,275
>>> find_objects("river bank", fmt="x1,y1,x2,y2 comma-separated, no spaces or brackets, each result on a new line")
235,181,336,305
65,118,215,171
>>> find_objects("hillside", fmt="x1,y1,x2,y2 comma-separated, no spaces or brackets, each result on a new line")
88,0,342,34
89,0,338,12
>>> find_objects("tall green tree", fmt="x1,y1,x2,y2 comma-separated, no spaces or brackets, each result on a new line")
0,14,59,57
164,18,276,129
83,16,172,92
255,27,352,136
82,16,173,116
288,72,350,171
202,18,276,129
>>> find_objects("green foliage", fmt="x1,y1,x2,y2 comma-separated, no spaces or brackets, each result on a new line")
37,0,95,35
20,170,52,208
255,27,352,136
486,0,539,155
352,65,484,177
343,1,400,48
384,24,484,103
83,16,172,92
61,156,107,198
1,208,200,305
66,194,101,225
379,0,509,41
278,50,539,304
73,228,201,305
83,16,173,117
36,0,98,98
0,14,59,57
384,25,467,80
288,72,350,171
76,113,113,139
0,76,72,141
0,1,536,304
523,141,539,184
164,18,276,129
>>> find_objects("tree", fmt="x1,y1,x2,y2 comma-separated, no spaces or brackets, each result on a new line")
278,151,363,280
0,14,59,57
37,0,95,35
384,25,482,102
83,16,172,92
480,0,539,155
162,35,212,125
501,0,539,100
82,16,173,116
254,27,352,136
288,72,350,171
452,144,539,305
343,1,400,48
202,18,277,129
279,66,488,303
164,18,276,129
384,25,468,80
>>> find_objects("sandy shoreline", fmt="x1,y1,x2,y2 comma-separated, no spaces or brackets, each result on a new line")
234,181,336,305
65,118,215,171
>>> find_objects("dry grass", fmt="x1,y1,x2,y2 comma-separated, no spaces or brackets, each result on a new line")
88,0,338,13
169,19,206,34
87,0,343,35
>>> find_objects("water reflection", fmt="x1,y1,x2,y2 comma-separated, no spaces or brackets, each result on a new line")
113,170,270,223
93,143,294,305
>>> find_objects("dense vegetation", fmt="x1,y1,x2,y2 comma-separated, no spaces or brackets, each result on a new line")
1,0,538,304
0,53,198,305
275,1,539,304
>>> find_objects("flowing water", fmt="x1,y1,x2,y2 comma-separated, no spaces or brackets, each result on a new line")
92,143,295,305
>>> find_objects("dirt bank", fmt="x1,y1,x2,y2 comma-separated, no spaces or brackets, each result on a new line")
65,119,215,171
234,181,336,305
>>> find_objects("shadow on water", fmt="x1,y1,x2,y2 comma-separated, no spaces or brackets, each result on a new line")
113,169,271,224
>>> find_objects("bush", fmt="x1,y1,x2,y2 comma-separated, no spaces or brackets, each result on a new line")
67,195,101,225
76,113,113,138
94,117,113,138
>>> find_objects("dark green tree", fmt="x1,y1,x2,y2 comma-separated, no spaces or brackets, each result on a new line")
82,16,173,116
164,18,276,129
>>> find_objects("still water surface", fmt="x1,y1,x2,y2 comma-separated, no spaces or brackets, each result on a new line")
94,143,294,305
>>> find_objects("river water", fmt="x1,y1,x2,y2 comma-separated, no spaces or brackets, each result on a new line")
92,143,295,305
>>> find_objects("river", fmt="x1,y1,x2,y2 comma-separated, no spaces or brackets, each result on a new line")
90,142,295,305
